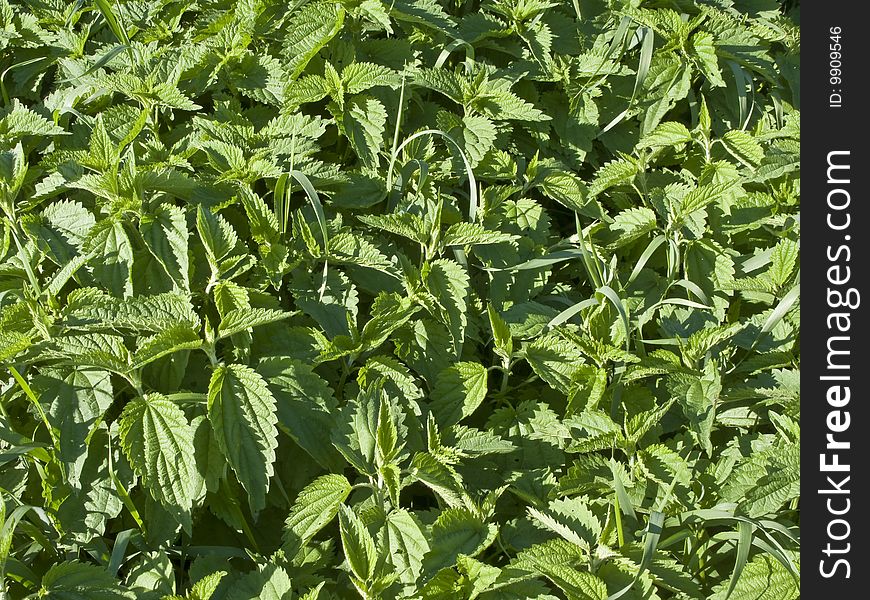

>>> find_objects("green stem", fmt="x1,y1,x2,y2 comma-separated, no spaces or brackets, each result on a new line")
107,434,147,537
336,359,350,400
614,493,625,548
499,362,510,395
8,367,58,451
350,482,379,493
8,226,41,297
202,343,219,367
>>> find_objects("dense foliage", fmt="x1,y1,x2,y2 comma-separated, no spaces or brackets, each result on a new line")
0,0,800,598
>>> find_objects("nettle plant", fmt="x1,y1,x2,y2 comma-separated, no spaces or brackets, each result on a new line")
0,0,799,598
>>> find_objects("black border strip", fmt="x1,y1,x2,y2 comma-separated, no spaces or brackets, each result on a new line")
803,2,868,594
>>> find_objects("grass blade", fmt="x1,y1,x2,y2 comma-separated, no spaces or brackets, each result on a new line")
601,26,653,133
1,58,47,106
485,248,587,272
388,129,478,222
723,521,754,600
274,172,288,235
727,61,750,129
546,298,599,330
8,367,58,451
627,234,666,285
56,44,128,85
598,285,631,350
610,458,637,520
107,529,138,576
288,170,330,298
93,0,130,46
761,282,800,335
607,511,665,600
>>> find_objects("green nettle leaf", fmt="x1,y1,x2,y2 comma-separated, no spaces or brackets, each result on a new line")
737,444,800,518
710,554,799,600
566,409,623,454
48,332,131,373
523,334,585,394
768,238,799,288
637,121,692,149
84,220,134,298
679,181,736,217
284,2,346,78
217,308,291,339
588,159,638,199
535,563,607,600
721,130,764,168
385,508,430,584
722,444,800,519
0,100,67,141
331,386,380,476
342,62,400,94
131,325,202,370
358,0,393,32
190,571,227,600
0,331,31,362
360,293,420,351
239,188,281,244
258,357,345,470
429,361,488,427
284,75,333,108
690,31,726,87
291,269,359,338
421,507,498,575
423,259,469,356
358,213,428,244
119,394,199,526
141,203,190,291
441,222,517,247
409,451,468,509
487,304,513,361
341,96,387,171
26,199,94,264
125,551,175,597
38,561,135,599
682,368,722,456
297,584,327,600
225,564,293,600
86,115,119,170
527,496,602,550
473,87,550,122
414,68,463,102
207,365,279,513
197,205,239,268
36,367,114,483
376,393,401,465
642,61,691,135
283,473,352,556
436,111,497,167
610,206,657,246
338,504,378,583
539,171,604,219
68,292,200,332
328,231,394,269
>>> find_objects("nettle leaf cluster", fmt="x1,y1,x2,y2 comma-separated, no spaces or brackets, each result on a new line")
0,0,799,598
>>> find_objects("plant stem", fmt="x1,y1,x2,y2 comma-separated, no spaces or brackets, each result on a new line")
614,493,625,548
